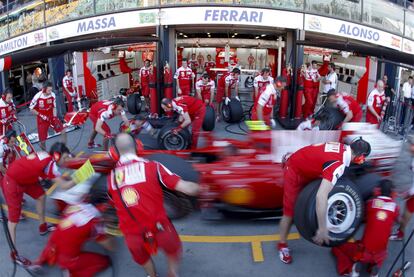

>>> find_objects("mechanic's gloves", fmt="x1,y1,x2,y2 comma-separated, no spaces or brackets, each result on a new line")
225,97,231,105
0,118,7,124
270,119,277,129
38,114,49,122
235,96,240,102
172,126,183,135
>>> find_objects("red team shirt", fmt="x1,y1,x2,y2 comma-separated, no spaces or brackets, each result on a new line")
29,91,56,118
139,67,151,85
90,100,125,122
107,156,180,232
334,94,362,122
362,196,398,254
62,76,75,95
195,80,215,102
172,96,204,119
0,98,16,124
174,67,195,95
251,84,277,123
366,89,385,124
283,143,351,217
253,75,274,98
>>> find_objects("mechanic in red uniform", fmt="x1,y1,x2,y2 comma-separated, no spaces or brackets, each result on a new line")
0,88,17,136
174,59,195,96
1,142,75,265
204,54,216,80
196,73,215,105
253,68,274,101
251,76,286,128
332,180,398,277
303,61,321,118
139,59,152,106
62,70,78,113
161,96,206,149
366,80,386,125
277,138,371,264
327,89,363,123
87,98,130,150
216,67,241,120
107,133,199,277
29,81,66,151
31,200,114,276
0,129,17,183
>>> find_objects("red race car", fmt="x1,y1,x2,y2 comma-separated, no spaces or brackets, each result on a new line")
63,121,403,247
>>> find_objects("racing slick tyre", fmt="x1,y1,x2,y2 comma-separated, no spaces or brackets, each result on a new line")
157,124,191,150
352,173,382,200
203,105,216,131
127,94,142,115
318,107,345,130
222,98,243,123
294,178,363,247
148,153,200,219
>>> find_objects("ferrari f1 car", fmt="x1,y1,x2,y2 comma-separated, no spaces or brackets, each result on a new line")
62,118,403,247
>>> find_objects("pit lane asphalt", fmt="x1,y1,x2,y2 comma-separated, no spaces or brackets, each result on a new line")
0,108,412,277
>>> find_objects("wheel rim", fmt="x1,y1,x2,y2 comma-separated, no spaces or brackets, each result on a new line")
326,192,357,234
164,133,185,150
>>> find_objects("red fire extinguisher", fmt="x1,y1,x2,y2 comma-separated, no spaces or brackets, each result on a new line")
279,89,289,119
149,66,158,114
164,62,173,99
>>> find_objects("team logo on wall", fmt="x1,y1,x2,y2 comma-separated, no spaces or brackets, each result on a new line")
139,12,156,24
391,36,401,48
308,17,321,31
404,41,413,53
48,28,60,40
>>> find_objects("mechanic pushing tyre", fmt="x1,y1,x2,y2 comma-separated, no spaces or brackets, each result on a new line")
222,98,243,123
294,178,363,247
277,138,371,264
127,94,142,115
203,105,216,131
148,153,200,219
161,96,206,149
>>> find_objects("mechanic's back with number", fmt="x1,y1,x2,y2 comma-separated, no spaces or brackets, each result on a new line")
288,142,350,183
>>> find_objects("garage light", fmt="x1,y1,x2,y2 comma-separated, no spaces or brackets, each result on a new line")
255,36,259,39
208,34,211,37
234,33,238,36
207,32,210,35
231,35,235,38
183,34,188,38
179,32,183,35
151,34,157,37
261,34,266,37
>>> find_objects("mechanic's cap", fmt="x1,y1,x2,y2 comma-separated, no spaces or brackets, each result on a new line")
201,72,210,79
232,68,241,74
261,67,271,73
327,88,337,98
350,137,371,157
113,97,125,107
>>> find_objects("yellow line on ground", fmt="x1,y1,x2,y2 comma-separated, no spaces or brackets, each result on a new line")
1,205,60,225
46,151,84,196
251,241,264,262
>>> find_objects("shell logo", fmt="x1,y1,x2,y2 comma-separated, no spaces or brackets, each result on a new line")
122,187,140,207
376,210,387,221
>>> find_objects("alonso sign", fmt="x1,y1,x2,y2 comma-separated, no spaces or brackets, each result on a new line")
305,14,402,51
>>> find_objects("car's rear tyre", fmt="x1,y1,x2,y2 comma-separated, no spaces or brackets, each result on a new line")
318,107,345,130
147,153,200,219
157,124,191,150
352,173,383,200
203,105,216,131
127,94,142,115
222,98,243,123
294,178,363,247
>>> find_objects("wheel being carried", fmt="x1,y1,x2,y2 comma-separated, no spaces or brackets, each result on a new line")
276,138,371,264
160,96,206,150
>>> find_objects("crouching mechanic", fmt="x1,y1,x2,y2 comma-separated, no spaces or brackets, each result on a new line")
29,81,66,151
277,138,371,264
332,179,398,277
30,194,115,276
251,76,286,128
327,89,363,123
107,133,200,277
88,98,130,150
1,142,75,265
161,96,206,149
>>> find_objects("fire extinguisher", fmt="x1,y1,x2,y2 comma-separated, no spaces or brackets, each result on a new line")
149,66,158,114
164,62,173,99
279,89,289,119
